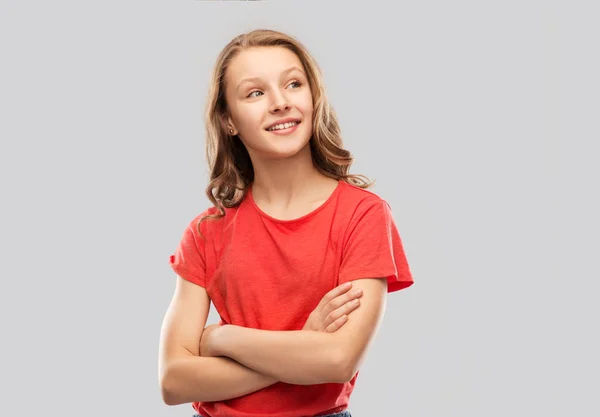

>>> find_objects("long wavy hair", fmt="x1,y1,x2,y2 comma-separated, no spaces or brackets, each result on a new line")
196,29,374,238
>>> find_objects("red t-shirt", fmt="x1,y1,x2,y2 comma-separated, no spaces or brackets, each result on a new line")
169,179,414,417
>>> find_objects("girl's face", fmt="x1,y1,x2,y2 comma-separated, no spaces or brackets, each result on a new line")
223,46,314,160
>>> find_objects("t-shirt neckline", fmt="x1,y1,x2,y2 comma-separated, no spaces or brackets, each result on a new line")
247,180,343,224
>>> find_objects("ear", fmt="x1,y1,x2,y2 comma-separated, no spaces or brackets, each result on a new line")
220,113,237,135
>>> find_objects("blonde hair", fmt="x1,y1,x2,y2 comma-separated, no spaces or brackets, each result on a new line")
197,29,374,238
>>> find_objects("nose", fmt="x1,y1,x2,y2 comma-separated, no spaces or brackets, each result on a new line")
269,91,291,113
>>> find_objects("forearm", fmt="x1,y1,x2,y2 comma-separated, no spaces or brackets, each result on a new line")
162,352,278,405
214,326,345,385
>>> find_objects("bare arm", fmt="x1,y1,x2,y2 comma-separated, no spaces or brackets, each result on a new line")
212,327,342,385
208,278,387,385
161,355,278,404
159,276,277,405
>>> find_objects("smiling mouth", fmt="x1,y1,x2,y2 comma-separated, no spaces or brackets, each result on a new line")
266,121,301,132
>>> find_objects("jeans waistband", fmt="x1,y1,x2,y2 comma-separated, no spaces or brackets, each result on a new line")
193,410,351,417
319,411,352,417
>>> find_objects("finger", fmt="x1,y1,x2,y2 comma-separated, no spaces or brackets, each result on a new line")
323,296,359,328
330,298,361,324
325,287,363,313
323,309,343,329
325,314,348,333
317,282,353,309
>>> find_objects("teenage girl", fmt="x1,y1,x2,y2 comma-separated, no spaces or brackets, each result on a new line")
159,29,414,417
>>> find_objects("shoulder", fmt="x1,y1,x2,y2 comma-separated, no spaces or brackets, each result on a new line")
337,180,391,213
184,205,229,241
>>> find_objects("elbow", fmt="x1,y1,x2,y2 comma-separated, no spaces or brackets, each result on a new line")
331,348,359,384
336,362,358,384
161,390,177,407
160,374,176,406
160,368,183,406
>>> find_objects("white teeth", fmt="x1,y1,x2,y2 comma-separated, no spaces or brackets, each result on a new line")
268,121,298,131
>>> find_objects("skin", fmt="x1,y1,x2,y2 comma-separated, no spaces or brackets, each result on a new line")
222,45,340,219
159,277,364,405
198,278,387,385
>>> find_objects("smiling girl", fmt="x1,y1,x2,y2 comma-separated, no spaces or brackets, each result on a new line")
159,29,414,417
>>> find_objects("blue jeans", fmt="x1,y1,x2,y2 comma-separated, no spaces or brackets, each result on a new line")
193,411,352,417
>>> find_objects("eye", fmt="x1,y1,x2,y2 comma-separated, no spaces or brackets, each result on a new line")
247,90,263,98
246,80,302,99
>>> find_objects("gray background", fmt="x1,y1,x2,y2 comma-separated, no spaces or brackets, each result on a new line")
1,0,597,416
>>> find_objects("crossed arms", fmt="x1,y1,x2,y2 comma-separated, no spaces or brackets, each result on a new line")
158,276,387,405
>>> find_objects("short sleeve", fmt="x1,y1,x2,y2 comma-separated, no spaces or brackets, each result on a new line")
168,219,206,287
338,199,414,293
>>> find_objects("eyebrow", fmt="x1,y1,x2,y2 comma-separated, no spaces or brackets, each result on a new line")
236,66,305,92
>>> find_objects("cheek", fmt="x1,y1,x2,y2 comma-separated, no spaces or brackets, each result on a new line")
297,93,314,117
235,106,263,131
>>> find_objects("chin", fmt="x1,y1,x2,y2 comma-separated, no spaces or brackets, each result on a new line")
267,145,306,160
261,131,311,158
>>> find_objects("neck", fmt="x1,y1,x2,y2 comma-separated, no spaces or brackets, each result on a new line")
250,143,328,205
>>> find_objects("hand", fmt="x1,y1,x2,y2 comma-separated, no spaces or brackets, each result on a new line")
302,281,363,333
199,323,222,357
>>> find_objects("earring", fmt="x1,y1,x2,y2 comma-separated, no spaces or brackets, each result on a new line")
229,129,234,135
